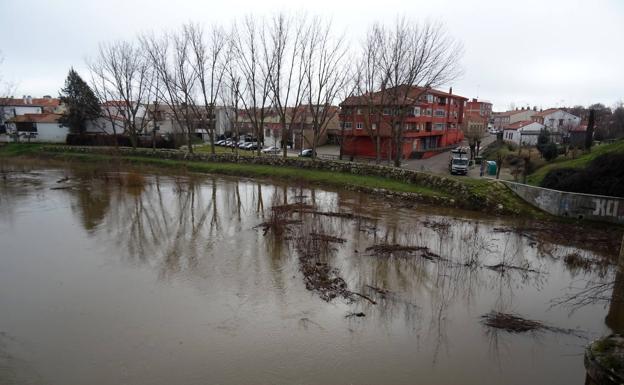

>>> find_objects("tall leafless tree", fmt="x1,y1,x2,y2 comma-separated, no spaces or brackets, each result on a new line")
265,13,311,158
141,30,199,153
186,23,229,154
88,40,155,147
303,18,351,158
353,19,463,166
231,16,273,155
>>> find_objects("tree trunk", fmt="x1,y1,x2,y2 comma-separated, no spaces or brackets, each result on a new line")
393,128,402,167
586,109,595,150
375,133,381,164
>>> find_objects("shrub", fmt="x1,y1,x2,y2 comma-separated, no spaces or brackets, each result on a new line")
542,143,559,161
540,153,624,197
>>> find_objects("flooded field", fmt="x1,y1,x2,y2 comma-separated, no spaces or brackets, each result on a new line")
0,160,622,385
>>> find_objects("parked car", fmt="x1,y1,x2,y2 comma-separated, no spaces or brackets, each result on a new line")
261,146,280,154
216,139,226,146
242,142,259,150
224,140,234,147
449,155,469,175
298,149,316,157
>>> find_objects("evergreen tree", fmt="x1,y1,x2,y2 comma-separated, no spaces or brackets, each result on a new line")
59,68,101,134
543,142,559,162
536,129,550,157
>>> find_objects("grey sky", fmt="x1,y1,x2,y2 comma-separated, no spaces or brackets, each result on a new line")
1,0,622,111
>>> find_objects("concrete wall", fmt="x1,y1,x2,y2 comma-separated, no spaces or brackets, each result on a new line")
502,180,624,224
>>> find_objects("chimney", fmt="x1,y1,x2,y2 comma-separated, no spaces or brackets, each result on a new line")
472,98,477,102
27,95,32,104
449,87,453,95
23,95,27,104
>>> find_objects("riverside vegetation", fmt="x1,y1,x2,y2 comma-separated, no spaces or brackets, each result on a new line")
0,143,543,218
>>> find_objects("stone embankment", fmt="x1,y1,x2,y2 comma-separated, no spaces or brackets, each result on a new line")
38,146,519,214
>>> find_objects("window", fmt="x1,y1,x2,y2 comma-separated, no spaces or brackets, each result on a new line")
425,109,432,116
372,123,377,130
434,109,446,117
344,122,352,129
433,123,446,131
559,119,564,126
356,108,362,115
383,108,390,115
356,122,363,129
413,107,421,116
426,94,434,103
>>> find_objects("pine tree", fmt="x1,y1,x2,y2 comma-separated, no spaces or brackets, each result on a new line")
536,129,550,158
59,68,101,134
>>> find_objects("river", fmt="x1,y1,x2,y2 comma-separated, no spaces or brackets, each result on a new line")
0,160,621,385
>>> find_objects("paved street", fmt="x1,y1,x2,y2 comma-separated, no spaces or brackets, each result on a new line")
313,133,497,177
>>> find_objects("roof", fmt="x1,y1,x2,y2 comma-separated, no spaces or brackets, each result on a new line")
503,120,542,130
1,97,61,108
340,85,467,107
496,109,536,118
570,124,587,132
531,108,560,118
10,113,62,124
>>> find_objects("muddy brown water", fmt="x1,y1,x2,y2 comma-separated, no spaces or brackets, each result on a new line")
0,160,622,385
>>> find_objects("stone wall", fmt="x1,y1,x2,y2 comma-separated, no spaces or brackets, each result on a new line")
42,145,471,196
502,180,624,224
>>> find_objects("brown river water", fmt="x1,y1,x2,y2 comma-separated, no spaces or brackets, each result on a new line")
0,160,622,385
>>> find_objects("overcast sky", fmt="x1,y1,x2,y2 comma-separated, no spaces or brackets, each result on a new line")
1,0,622,111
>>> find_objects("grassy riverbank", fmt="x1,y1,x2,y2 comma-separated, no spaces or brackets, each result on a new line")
527,139,624,185
0,143,542,217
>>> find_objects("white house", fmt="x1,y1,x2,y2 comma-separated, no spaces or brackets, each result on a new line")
503,120,545,146
531,108,581,133
6,113,69,143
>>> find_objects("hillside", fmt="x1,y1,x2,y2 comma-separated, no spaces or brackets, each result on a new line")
527,139,624,186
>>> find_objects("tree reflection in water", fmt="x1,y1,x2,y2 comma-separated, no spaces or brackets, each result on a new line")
23,164,620,360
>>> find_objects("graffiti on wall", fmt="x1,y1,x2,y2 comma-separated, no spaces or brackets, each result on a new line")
593,198,623,218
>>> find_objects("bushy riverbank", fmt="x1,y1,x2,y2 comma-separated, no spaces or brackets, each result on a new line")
0,143,541,216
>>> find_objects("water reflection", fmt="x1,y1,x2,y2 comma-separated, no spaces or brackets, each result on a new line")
0,160,621,385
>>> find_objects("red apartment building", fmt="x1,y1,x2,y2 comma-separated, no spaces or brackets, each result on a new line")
463,98,492,136
339,86,467,159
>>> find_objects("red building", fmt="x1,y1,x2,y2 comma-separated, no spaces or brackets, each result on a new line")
465,98,492,122
339,86,467,159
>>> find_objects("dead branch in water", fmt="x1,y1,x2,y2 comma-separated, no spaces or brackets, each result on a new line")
481,311,584,336
345,312,366,318
366,244,442,260
485,263,540,274
309,232,346,244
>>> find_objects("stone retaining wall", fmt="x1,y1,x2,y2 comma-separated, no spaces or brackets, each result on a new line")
42,145,471,196
502,180,624,224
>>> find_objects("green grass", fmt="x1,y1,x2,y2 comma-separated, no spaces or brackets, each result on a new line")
527,139,624,185
0,143,551,216
194,144,257,156
0,143,48,156
34,151,447,199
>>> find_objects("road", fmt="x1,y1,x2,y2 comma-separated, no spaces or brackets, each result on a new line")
403,134,497,176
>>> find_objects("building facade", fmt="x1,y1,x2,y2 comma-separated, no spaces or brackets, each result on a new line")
531,108,581,133
6,113,69,143
339,86,466,159
503,120,545,146
493,108,537,130
465,98,492,125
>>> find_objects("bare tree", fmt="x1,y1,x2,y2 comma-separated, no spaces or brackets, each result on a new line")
378,19,463,167
88,40,155,147
231,16,273,155
350,24,388,164
186,23,229,154
141,30,199,153
265,13,311,158
303,18,351,158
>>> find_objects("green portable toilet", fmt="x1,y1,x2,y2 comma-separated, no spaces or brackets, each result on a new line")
487,161,497,176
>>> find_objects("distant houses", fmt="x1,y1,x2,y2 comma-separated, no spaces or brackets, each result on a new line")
498,107,582,146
